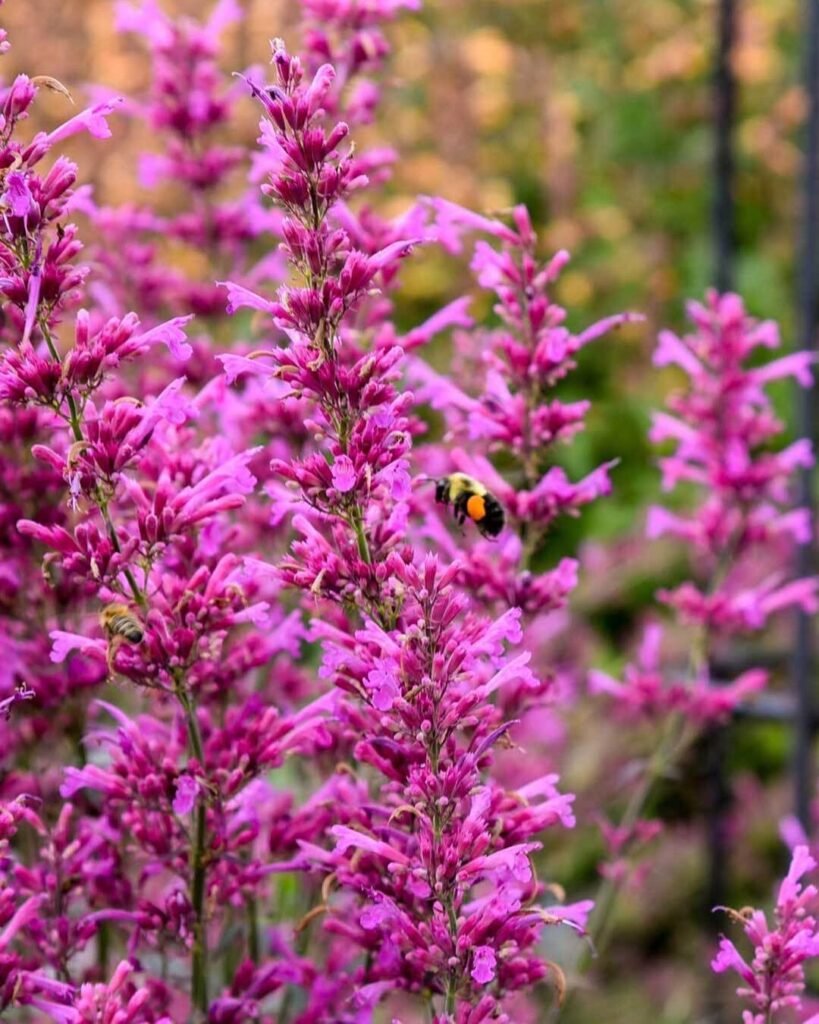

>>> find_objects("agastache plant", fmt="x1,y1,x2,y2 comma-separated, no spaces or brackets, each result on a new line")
0,11,334,1022
219,37,593,1021
713,845,819,1024
403,200,642,877
591,293,816,720
0,20,125,791
586,291,817,953
82,0,269,324
2,0,816,1020
412,202,636,599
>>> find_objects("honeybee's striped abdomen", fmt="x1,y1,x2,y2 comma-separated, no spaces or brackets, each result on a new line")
100,604,144,644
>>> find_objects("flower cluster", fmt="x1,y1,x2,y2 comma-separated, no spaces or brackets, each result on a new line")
713,845,819,1024
0,8,343,1021
302,560,586,1017
0,0,815,1022
215,32,595,1020
412,201,636,616
591,291,816,724
83,0,271,323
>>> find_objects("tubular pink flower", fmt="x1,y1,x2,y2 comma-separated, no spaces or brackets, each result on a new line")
5,171,35,216
653,328,703,376
173,774,200,815
459,843,541,884
752,351,816,387
43,97,124,145
49,631,107,664
218,280,277,315
426,196,520,251
130,314,194,361
471,945,496,984
330,826,411,865
0,895,43,950
331,454,356,492
20,259,41,346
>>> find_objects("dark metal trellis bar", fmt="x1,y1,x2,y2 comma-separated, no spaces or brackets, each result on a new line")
712,0,737,293
704,0,738,951
705,0,819,886
792,0,819,835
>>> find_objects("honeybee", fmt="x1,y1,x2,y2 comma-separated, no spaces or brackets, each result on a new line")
435,473,505,539
100,603,144,645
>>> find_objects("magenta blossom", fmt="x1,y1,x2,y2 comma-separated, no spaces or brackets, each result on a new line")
713,846,819,1023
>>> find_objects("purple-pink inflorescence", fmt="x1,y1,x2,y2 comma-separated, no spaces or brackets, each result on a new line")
713,845,819,1024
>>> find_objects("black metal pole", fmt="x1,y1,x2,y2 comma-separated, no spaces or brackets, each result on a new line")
792,0,819,835
704,9,738,1021
705,0,737,905
712,0,737,291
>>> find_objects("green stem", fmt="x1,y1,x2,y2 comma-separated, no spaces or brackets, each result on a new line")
97,499,146,609
39,318,85,443
246,896,259,964
190,798,208,1018
96,921,109,977
177,684,209,1020
569,543,738,996
444,980,456,1016
351,506,371,565
599,715,687,947
555,714,690,1024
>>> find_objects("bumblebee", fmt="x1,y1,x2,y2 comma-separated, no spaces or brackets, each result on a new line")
435,473,505,539
100,603,144,645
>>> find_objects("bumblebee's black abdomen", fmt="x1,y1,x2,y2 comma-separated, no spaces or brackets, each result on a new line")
478,495,505,537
